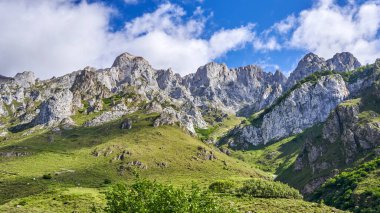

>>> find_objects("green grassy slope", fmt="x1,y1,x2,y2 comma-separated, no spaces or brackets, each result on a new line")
0,111,343,212
195,115,243,143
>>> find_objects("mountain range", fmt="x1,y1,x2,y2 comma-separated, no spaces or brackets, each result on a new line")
0,51,379,212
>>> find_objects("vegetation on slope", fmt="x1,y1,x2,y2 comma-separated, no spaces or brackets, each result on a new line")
106,179,235,213
312,158,380,212
0,108,344,212
196,115,243,143
104,178,341,213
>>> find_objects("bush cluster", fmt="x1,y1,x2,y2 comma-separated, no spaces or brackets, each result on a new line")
208,180,237,193
105,179,236,213
239,179,302,199
42,174,52,180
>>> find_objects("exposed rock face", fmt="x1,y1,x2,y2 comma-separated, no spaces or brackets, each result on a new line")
85,103,134,127
60,117,77,130
187,63,285,114
32,89,73,126
326,52,361,72
228,75,349,147
14,71,36,88
286,52,361,89
290,91,380,194
70,68,111,109
323,105,380,163
153,107,180,127
0,100,8,117
286,53,327,88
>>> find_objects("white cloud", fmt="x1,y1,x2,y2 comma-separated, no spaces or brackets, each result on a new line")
124,0,139,4
0,1,254,78
120,3,253,75
0,0,119,78
289,0,380,64
208,26,254,58
272,15,296,34
253,36,281,51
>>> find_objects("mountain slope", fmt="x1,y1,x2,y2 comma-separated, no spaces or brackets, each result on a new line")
0,111,268,211
277,78,380,195
0,111,344,213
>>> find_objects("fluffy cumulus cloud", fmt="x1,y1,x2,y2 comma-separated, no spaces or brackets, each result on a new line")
288,0,380,64
0,0,253,78
0,0,119,79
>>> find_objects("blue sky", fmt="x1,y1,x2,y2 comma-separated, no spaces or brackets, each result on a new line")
96,0,314,73
0,0,379,78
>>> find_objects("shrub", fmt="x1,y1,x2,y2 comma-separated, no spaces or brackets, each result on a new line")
42,174,52,179
239,179,302,199
105,179,236,213
209,180,237,193
17,200,27,206
104,179,112,184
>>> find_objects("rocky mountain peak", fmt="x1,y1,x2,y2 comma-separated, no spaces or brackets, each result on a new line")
326,52,361,72
273,70,287,85
111,52,150,69
286,53,327,88
286,52,362,89
14,71,36,88
192,62,230,85
303,52,324,62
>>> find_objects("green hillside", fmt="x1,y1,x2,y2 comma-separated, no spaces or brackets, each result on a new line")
0,111,342,212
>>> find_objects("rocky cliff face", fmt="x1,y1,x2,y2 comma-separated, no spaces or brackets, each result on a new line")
186,63,285,115
227,74,349,148
225,54,375,149
277,70,380,194
291,100,380,194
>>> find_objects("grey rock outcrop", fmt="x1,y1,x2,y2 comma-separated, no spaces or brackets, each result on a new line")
326,52,361,72
0,100,8,117
186,63,285,114
60,117,77,130
121,119,133,129
228,74,349,147
154,107,179,127
32,89,73,126
323,105,380,163
14,71,36,88
85,103,134,127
